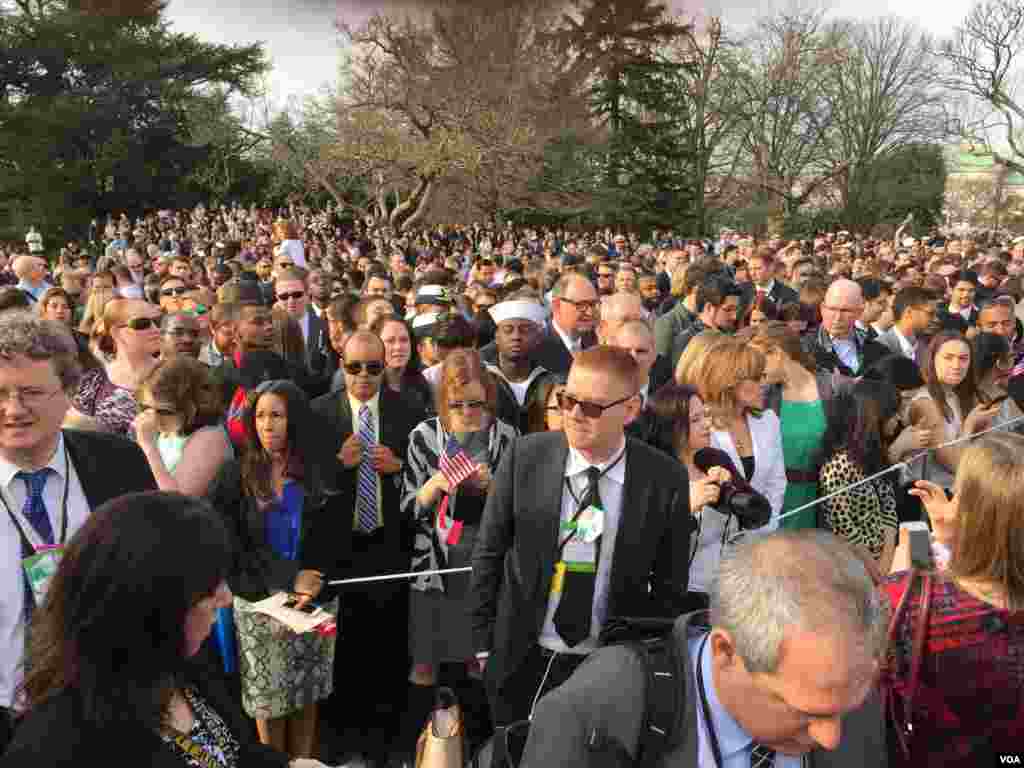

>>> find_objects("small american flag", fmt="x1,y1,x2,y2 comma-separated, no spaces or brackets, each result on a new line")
439,436,478,488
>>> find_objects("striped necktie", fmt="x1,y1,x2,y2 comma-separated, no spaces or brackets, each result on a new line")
355,404,379,533
750,742,775,768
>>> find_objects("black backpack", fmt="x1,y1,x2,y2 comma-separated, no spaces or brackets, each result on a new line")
470,616,689,768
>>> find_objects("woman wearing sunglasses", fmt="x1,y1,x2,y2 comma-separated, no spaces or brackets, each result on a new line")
73,299,161,436
399,349,517,747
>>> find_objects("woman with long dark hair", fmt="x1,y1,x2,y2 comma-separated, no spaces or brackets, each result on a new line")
817,379,902,570
909,332,1000,490
207,381,346,760
3,492,328,767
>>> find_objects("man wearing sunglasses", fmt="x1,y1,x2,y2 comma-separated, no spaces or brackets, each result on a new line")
274,267,327,378
471,346,693,740
311,331,426,761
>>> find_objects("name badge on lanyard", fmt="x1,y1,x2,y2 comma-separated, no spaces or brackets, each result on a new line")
2,445,72,608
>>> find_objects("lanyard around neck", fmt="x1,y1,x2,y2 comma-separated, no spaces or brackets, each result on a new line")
696,633,725,768
0,441,71,553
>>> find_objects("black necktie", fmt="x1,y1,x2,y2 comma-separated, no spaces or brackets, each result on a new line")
554,466,602,647
750,743,776,768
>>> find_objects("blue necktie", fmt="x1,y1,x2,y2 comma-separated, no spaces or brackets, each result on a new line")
355,405,379,533
16,469,54,545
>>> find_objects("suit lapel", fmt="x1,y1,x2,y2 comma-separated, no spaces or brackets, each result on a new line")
62,431,100,510
535,435,570,602
607,442,650,612
379,389,400,450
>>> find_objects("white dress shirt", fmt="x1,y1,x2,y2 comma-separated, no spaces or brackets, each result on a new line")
0,434,90,708
892,327,917,360
539,439,627,655
552,319,580,357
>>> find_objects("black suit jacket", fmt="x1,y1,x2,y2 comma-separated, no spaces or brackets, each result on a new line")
469,432,693,689
520,613,887,768
1,658,287,768
310,386,426,576
205,460,351,601
304,306,329,377
532,329,596,376
64,429,157,505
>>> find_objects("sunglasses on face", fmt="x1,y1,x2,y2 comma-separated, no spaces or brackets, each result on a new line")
343,361,385,376
557,391,635,419
277,291,305,301
125,317,159,331
161,286,188,297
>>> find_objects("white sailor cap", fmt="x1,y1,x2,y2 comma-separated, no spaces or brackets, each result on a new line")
489,299,547,328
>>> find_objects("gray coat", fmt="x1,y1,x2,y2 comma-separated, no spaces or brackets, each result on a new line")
762,370,850,416
519,613,888,768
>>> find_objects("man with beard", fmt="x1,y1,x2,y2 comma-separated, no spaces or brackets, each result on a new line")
159,313,201,360
637,271,662,313
485,298,559,433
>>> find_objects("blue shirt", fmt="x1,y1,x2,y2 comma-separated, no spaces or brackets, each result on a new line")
689,632,801,768
264,480,304,561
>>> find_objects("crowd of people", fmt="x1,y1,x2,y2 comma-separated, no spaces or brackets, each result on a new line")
0,207,1021,767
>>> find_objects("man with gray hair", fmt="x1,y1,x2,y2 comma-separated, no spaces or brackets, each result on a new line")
520,530,888,768
0,313,155,752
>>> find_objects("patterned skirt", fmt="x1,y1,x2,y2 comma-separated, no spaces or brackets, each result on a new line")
233,594,338,720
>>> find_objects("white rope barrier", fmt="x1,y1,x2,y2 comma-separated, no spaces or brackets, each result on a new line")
773,412,1024,524
323,414,1024,586
328,566,472,586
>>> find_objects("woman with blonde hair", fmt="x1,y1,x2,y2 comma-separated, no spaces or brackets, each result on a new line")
673,329,724,386
695,338,786,528
73,299,161,436
77,277,116,339
882,433,1024,764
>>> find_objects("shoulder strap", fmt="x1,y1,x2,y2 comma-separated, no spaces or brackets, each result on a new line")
634,627,686,765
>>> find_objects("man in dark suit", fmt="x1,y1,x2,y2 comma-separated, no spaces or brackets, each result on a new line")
273,267,327,377
748,249,799,312
470,346,693,735
520,531,888,768
534,273,599,375
311,330,425,764
0,313,157,753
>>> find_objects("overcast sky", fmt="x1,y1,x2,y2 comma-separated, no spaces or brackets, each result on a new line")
165,0,976,107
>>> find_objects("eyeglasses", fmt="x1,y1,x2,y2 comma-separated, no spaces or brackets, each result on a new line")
161,286,188,297
277,291,305,301
0,387,62,410
125,317,159,331
557,391,636,419
559,298,600,313
448,399,486,411
343,361,385,376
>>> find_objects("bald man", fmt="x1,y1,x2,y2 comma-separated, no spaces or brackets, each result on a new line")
599,293,673,394
805,278,888,377
12,255,50,302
